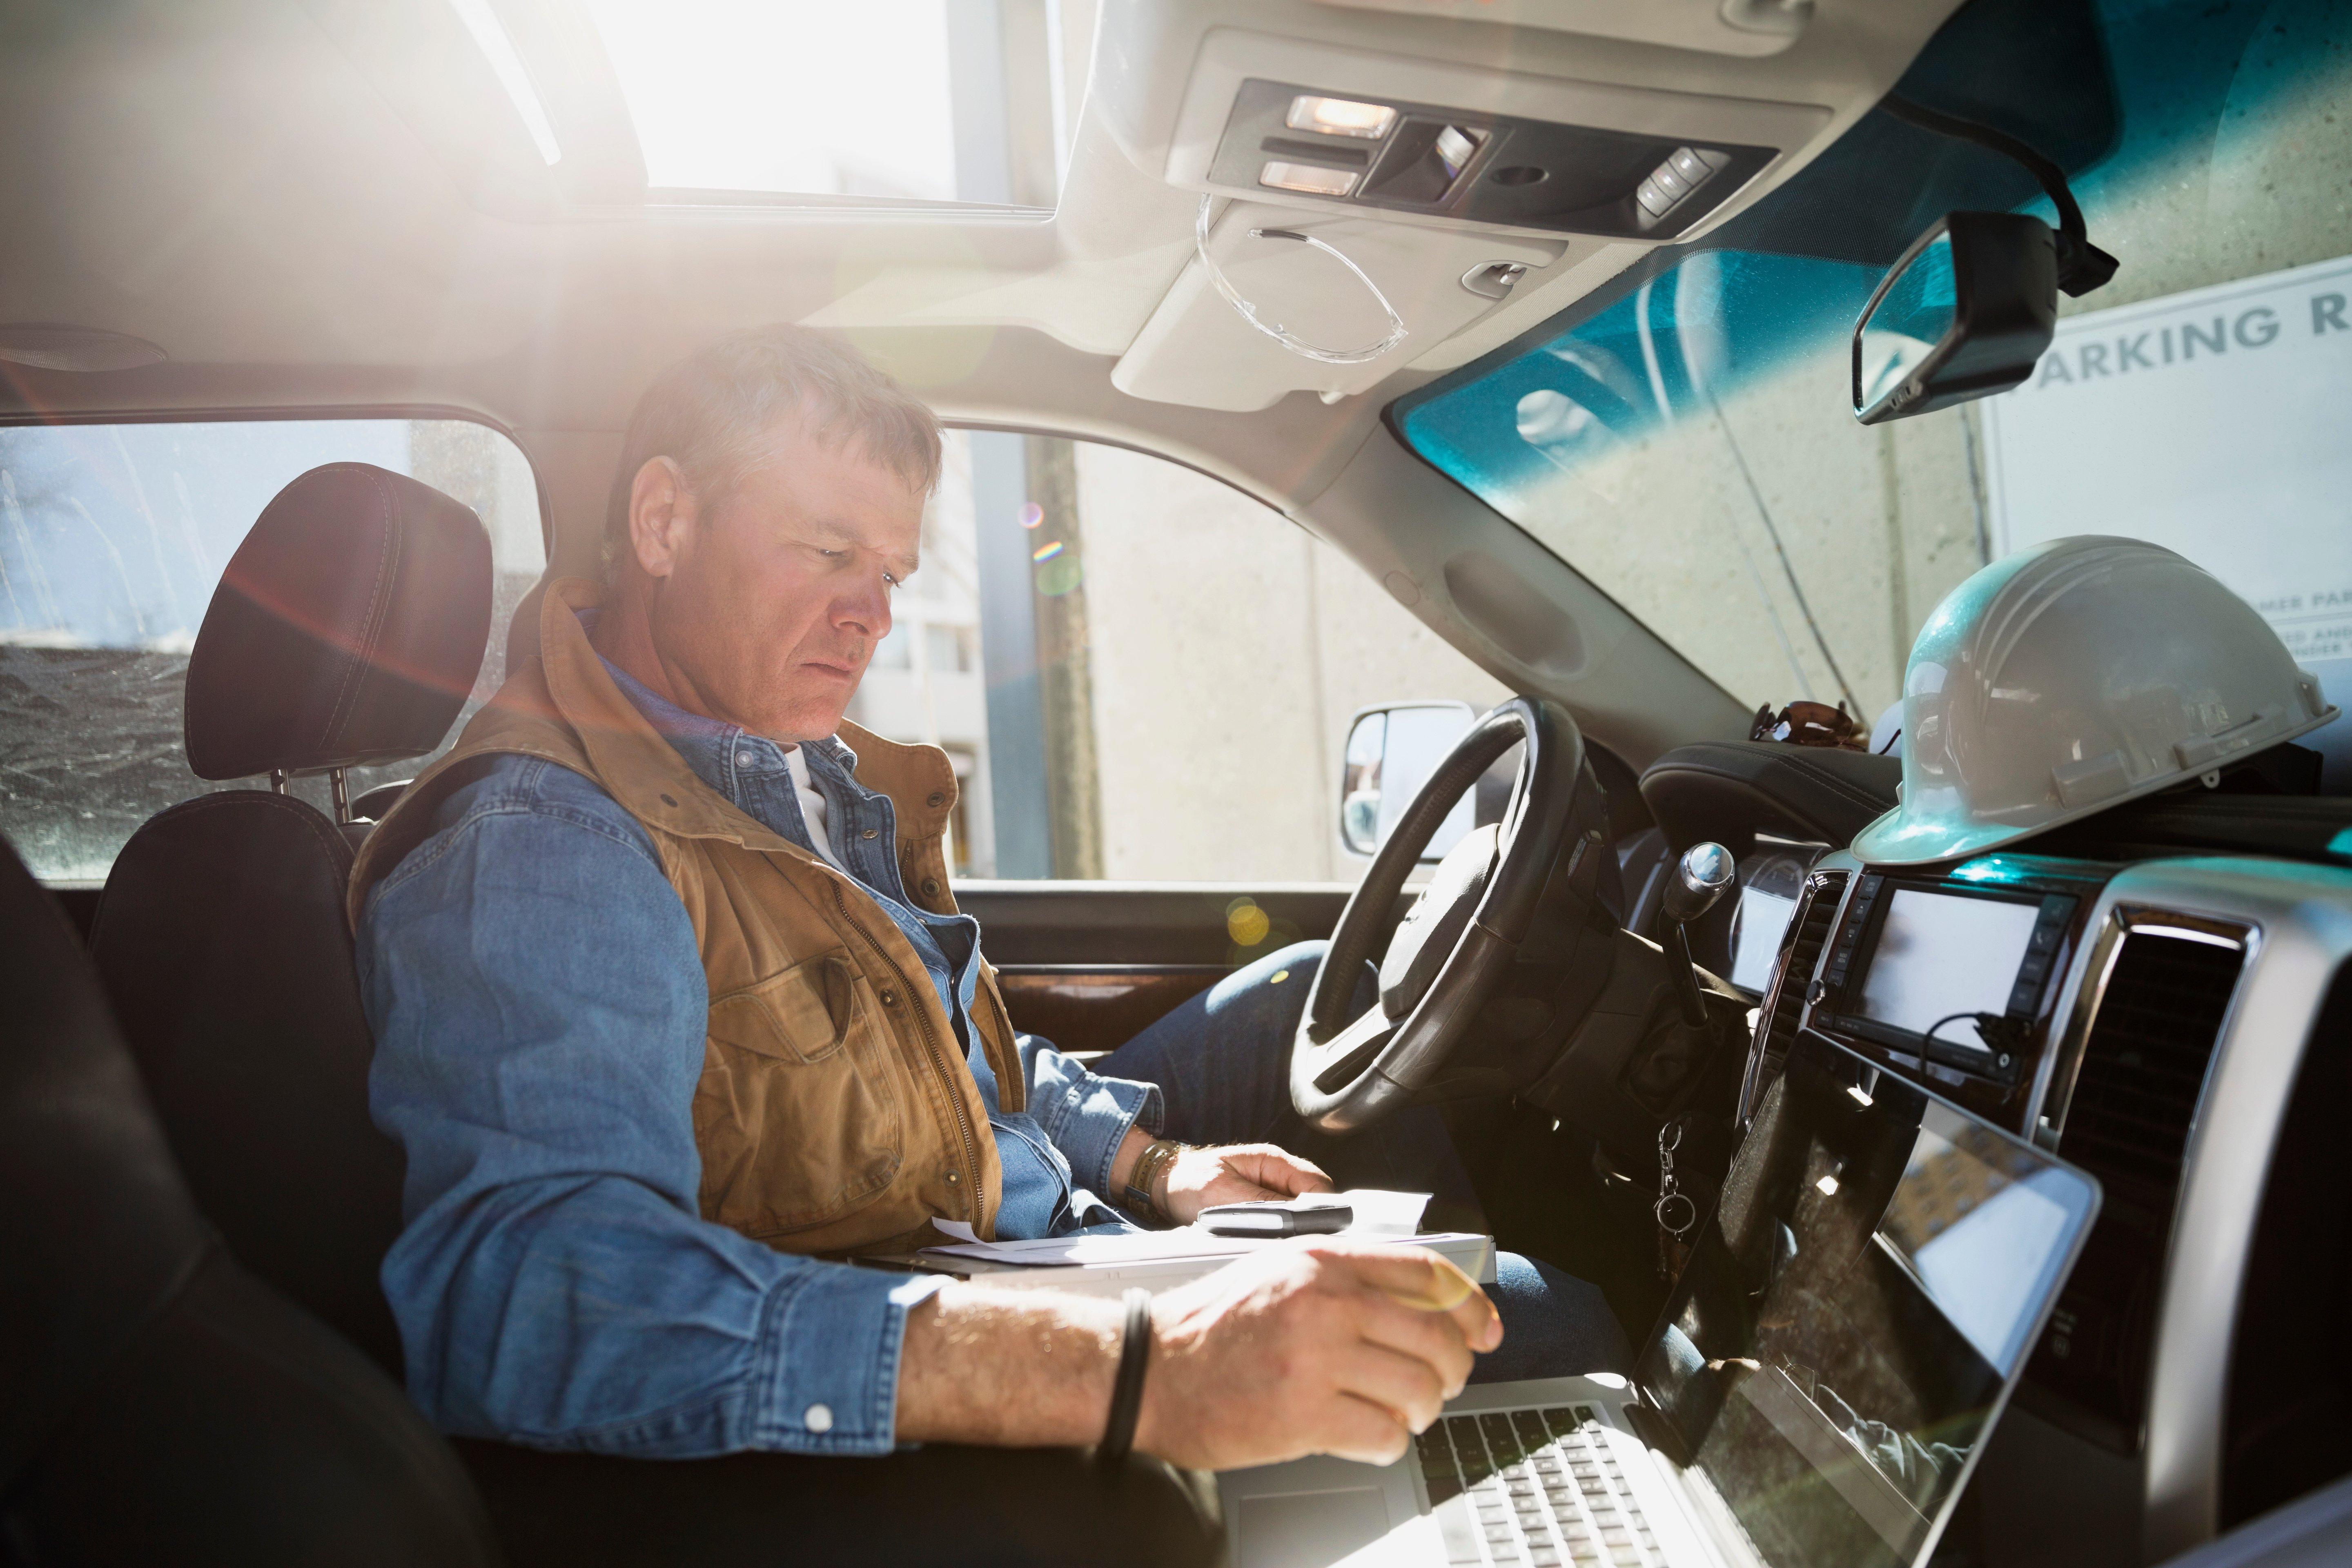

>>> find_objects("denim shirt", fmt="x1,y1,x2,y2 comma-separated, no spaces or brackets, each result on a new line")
355,657,1158,1457
594,659,1154,1236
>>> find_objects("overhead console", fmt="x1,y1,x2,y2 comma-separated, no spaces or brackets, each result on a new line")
1087,0,1980,411
1208,78,1777,240
1110,15,1844,411
1158,29,1831,242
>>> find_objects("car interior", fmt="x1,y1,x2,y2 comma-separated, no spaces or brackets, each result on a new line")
2,0,2350,1565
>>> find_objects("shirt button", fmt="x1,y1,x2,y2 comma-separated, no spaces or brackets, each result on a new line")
862,828,878,840
736,749,754,766
804,1403,834,1434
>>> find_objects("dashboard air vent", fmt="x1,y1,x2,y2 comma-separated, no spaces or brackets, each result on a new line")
2061,933,2245,1185
1763,872,1845,1062
2028,926,2245,1448
1739,871,1845,1126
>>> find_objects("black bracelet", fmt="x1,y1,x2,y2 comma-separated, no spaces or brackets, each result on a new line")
1098,1287,1153,1466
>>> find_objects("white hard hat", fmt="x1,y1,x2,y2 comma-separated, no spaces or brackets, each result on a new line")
1852,535,2337,866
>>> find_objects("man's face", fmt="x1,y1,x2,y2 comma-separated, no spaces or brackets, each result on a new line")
639,422,924,743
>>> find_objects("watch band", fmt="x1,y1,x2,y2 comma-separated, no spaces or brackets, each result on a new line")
1098,1287,1154,1466
1122,1138,1184,1224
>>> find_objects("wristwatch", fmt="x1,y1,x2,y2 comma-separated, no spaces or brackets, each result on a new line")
1122,1138,1185,1225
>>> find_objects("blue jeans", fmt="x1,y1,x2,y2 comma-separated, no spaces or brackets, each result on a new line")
1098,941,1632,1383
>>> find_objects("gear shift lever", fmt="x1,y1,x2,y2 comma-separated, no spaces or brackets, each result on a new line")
1662,842,1736,1026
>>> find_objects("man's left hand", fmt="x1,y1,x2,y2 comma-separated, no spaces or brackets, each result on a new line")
1159,1142,1334,1225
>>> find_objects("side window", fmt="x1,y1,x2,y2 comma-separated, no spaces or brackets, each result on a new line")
846,431,1507,883
0,419,545,881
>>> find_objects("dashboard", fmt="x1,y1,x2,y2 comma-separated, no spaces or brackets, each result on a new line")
1729,841,2352,1561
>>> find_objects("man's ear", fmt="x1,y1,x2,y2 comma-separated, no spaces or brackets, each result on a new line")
627,457,697,579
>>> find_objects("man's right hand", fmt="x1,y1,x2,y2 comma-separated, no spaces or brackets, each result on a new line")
1133,1240,1502,1471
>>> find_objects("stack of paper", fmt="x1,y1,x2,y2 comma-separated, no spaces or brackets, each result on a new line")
910,1191,1494,1300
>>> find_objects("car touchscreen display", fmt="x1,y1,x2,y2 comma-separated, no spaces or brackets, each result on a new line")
1855,889,2042,1052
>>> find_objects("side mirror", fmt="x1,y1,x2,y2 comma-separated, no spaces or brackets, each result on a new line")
1852,211,2058,425
1339,702,1477,862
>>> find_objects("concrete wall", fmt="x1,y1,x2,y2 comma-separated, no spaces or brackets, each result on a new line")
1074,442,1509,882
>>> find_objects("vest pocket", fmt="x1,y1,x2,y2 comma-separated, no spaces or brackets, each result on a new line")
698,948,905,1236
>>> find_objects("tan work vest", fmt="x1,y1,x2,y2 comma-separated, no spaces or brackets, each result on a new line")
349,577,1021,1253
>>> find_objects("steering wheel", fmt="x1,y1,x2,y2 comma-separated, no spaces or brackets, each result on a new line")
1291,698,1592,1132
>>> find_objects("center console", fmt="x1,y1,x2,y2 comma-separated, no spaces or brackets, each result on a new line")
1800,855,2115,1137
1735,844,2352,1564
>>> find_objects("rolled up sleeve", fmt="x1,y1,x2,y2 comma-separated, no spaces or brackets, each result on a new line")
357,760,940,1458
1020,1037,1164,1199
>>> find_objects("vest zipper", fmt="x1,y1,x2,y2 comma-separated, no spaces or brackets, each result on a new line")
826,879,989,1235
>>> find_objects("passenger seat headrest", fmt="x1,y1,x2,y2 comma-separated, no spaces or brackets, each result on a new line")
185,463,492,781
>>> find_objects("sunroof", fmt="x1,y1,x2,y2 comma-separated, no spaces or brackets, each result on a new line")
584,0,1055,205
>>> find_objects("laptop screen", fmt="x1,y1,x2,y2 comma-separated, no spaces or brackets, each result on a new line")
1636,1035,2099,1568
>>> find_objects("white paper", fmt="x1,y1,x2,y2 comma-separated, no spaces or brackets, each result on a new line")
920,1188,1453,1269
1333,1189,1433,1235
921,1229,1491,1268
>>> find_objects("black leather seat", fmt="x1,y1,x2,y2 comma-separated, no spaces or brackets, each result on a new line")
88,462,494,1377
1638,739,1901,853
0,837,499,1566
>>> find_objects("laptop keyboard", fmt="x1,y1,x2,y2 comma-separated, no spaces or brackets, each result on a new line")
1412,1406,1664,1568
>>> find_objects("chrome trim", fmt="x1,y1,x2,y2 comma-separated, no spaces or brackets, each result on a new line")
2032,905,2258,1151
2120,909,2250,949
2060,860,2352,1561
2031,911,2127,1151
1737,858,1857,1130
1793,851,1862,1042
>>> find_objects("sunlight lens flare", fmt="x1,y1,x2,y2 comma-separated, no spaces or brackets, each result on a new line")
446,0,561,165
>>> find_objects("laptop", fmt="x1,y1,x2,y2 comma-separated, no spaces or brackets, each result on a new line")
1219,1033,2101,1568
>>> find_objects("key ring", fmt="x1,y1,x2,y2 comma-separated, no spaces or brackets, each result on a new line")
1655,1118,1696,1236
1655,1190,1699,1236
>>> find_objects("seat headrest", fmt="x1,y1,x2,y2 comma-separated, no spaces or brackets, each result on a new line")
185,463,492,781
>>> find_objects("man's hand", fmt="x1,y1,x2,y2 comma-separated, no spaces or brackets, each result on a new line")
1134,1240,1503,1471
1161,1142,1333,1224
894,1242,1500,1467
1109,1126,1334,1224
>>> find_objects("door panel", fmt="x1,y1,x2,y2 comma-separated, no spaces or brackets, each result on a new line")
991,967,1228,1057
959,882,1410,1053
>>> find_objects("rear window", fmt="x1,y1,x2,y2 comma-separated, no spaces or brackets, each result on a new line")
0,418,545,881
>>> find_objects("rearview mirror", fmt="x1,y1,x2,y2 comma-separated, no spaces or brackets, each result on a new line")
1852,211,2058,425
1339,702,1476,861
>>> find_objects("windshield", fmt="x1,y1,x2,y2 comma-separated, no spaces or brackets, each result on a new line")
1394,0,2352,735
